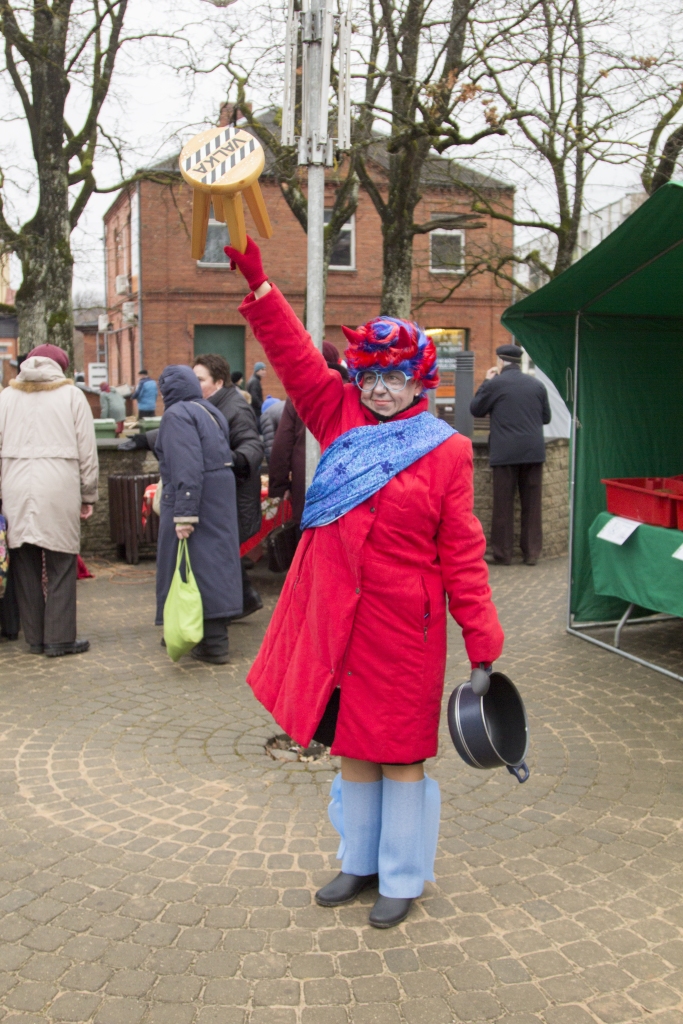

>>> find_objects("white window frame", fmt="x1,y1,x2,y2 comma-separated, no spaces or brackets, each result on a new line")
430,227,465,275
325,211,356,271
197,218,231,268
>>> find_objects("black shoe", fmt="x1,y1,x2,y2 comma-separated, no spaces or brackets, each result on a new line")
231,586,263,621
2,633,18,641
190,648,230,665
315,872,378,907
484,554,511,565
524,558,538,566
44,640,90,658
369,895,413,929
28,644,44,655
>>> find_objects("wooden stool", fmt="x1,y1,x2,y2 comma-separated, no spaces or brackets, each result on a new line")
179,125,273,257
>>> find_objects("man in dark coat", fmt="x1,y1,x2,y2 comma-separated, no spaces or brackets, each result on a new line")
155,365,242,663
246,361,266,421
193,354,265,617
470,343,551,566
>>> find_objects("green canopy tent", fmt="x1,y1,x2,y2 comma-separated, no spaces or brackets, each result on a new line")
501,181,683,680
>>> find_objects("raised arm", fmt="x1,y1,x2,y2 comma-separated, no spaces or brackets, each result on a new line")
226,238,345,449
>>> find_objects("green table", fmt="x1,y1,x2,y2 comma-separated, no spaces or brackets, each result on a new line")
589,512,683,619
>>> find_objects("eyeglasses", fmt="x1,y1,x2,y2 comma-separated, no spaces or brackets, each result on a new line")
356,370,411,393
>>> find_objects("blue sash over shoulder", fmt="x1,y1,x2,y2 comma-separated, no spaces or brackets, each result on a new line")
300,411,456,530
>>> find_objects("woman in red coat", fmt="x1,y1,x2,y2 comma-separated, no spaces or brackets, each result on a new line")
227,239,504,928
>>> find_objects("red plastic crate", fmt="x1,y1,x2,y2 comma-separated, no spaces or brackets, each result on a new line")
602,476,683,529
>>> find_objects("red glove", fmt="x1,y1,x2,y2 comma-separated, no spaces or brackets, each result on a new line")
224,236,268,292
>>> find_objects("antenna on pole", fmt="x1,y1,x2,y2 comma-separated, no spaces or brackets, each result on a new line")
282,0,354,486
282,0,299,147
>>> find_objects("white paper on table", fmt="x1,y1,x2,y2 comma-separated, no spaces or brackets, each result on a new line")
597,516,641,545
672,543,683,561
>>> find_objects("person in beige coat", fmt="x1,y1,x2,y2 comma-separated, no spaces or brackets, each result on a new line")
0,344,98,656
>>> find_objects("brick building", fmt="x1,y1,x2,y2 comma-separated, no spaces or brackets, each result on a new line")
100,121,514,413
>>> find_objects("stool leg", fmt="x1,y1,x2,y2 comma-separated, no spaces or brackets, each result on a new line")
222,193,247,254
191,190,211,260
212,197,225,222
243,181,273,239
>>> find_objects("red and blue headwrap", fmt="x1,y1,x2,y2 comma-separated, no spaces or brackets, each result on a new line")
341,317,439,390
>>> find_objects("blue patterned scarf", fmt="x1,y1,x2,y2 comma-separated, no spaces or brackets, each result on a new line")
300,412,455,530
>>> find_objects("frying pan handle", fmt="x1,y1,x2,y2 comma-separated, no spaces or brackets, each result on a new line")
507,761,530,784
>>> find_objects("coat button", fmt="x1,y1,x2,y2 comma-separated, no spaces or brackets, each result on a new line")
355,587,360,594
370,507,375,513
185,491,191,496
348,670,352,676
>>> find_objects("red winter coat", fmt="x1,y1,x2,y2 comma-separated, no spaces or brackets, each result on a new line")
241,287,504,763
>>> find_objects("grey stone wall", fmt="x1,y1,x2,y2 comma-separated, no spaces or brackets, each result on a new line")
80,439,569,562
472,437,569,560
80,442,159,558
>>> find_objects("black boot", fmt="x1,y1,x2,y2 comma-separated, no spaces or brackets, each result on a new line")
44,639,90,658
368,895,413,928
315,872,378,907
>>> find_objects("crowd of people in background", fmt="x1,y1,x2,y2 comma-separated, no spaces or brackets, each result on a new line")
0,335,356,663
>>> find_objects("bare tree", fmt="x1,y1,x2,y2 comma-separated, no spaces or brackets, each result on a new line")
0,1,172,361
466,0,683,287
641,85,683,194
352,0,507,317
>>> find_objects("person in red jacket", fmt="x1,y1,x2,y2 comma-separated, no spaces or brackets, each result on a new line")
226,238,504,929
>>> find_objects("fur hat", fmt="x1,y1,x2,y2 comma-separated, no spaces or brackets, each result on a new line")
341,317,439,390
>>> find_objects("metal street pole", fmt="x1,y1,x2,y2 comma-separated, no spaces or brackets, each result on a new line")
303,0,325,487
283,0,352,488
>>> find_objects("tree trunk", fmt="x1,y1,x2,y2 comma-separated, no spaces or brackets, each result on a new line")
15,207,74,360
11,3,75,365
379,142,430,318
380,215,415,318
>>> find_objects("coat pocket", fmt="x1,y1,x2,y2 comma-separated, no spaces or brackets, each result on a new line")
421,576,431,642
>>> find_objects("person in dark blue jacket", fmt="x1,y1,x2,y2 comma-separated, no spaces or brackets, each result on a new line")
155,366,242,663
131,370,158,418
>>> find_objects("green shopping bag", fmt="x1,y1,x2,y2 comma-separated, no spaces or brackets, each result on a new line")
163,539,204,661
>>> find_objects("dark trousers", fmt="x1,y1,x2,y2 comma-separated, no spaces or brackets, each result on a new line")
491,463,544,564
194,617,229,658
10,544,77,647
0,560,20,638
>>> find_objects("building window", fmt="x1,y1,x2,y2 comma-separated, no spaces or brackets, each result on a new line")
430,227,464,273
198,219,230,267
324,210,355,270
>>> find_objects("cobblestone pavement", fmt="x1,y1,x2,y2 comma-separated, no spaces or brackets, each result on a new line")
1,555,683,1024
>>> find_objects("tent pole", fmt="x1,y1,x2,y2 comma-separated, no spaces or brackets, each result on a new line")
567,628,683,685
566,313,580,630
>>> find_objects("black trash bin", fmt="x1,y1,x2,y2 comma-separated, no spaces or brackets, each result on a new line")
108,473,160,564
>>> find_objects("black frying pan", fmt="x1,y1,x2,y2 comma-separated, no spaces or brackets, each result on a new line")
447,671,530,783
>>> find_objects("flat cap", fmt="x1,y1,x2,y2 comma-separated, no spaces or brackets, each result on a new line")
496,343,523,362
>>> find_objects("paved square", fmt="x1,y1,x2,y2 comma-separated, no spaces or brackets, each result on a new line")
1,556,682,1023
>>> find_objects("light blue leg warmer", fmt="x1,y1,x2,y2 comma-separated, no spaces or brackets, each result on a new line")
378,775,441,899
328,773,382,876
